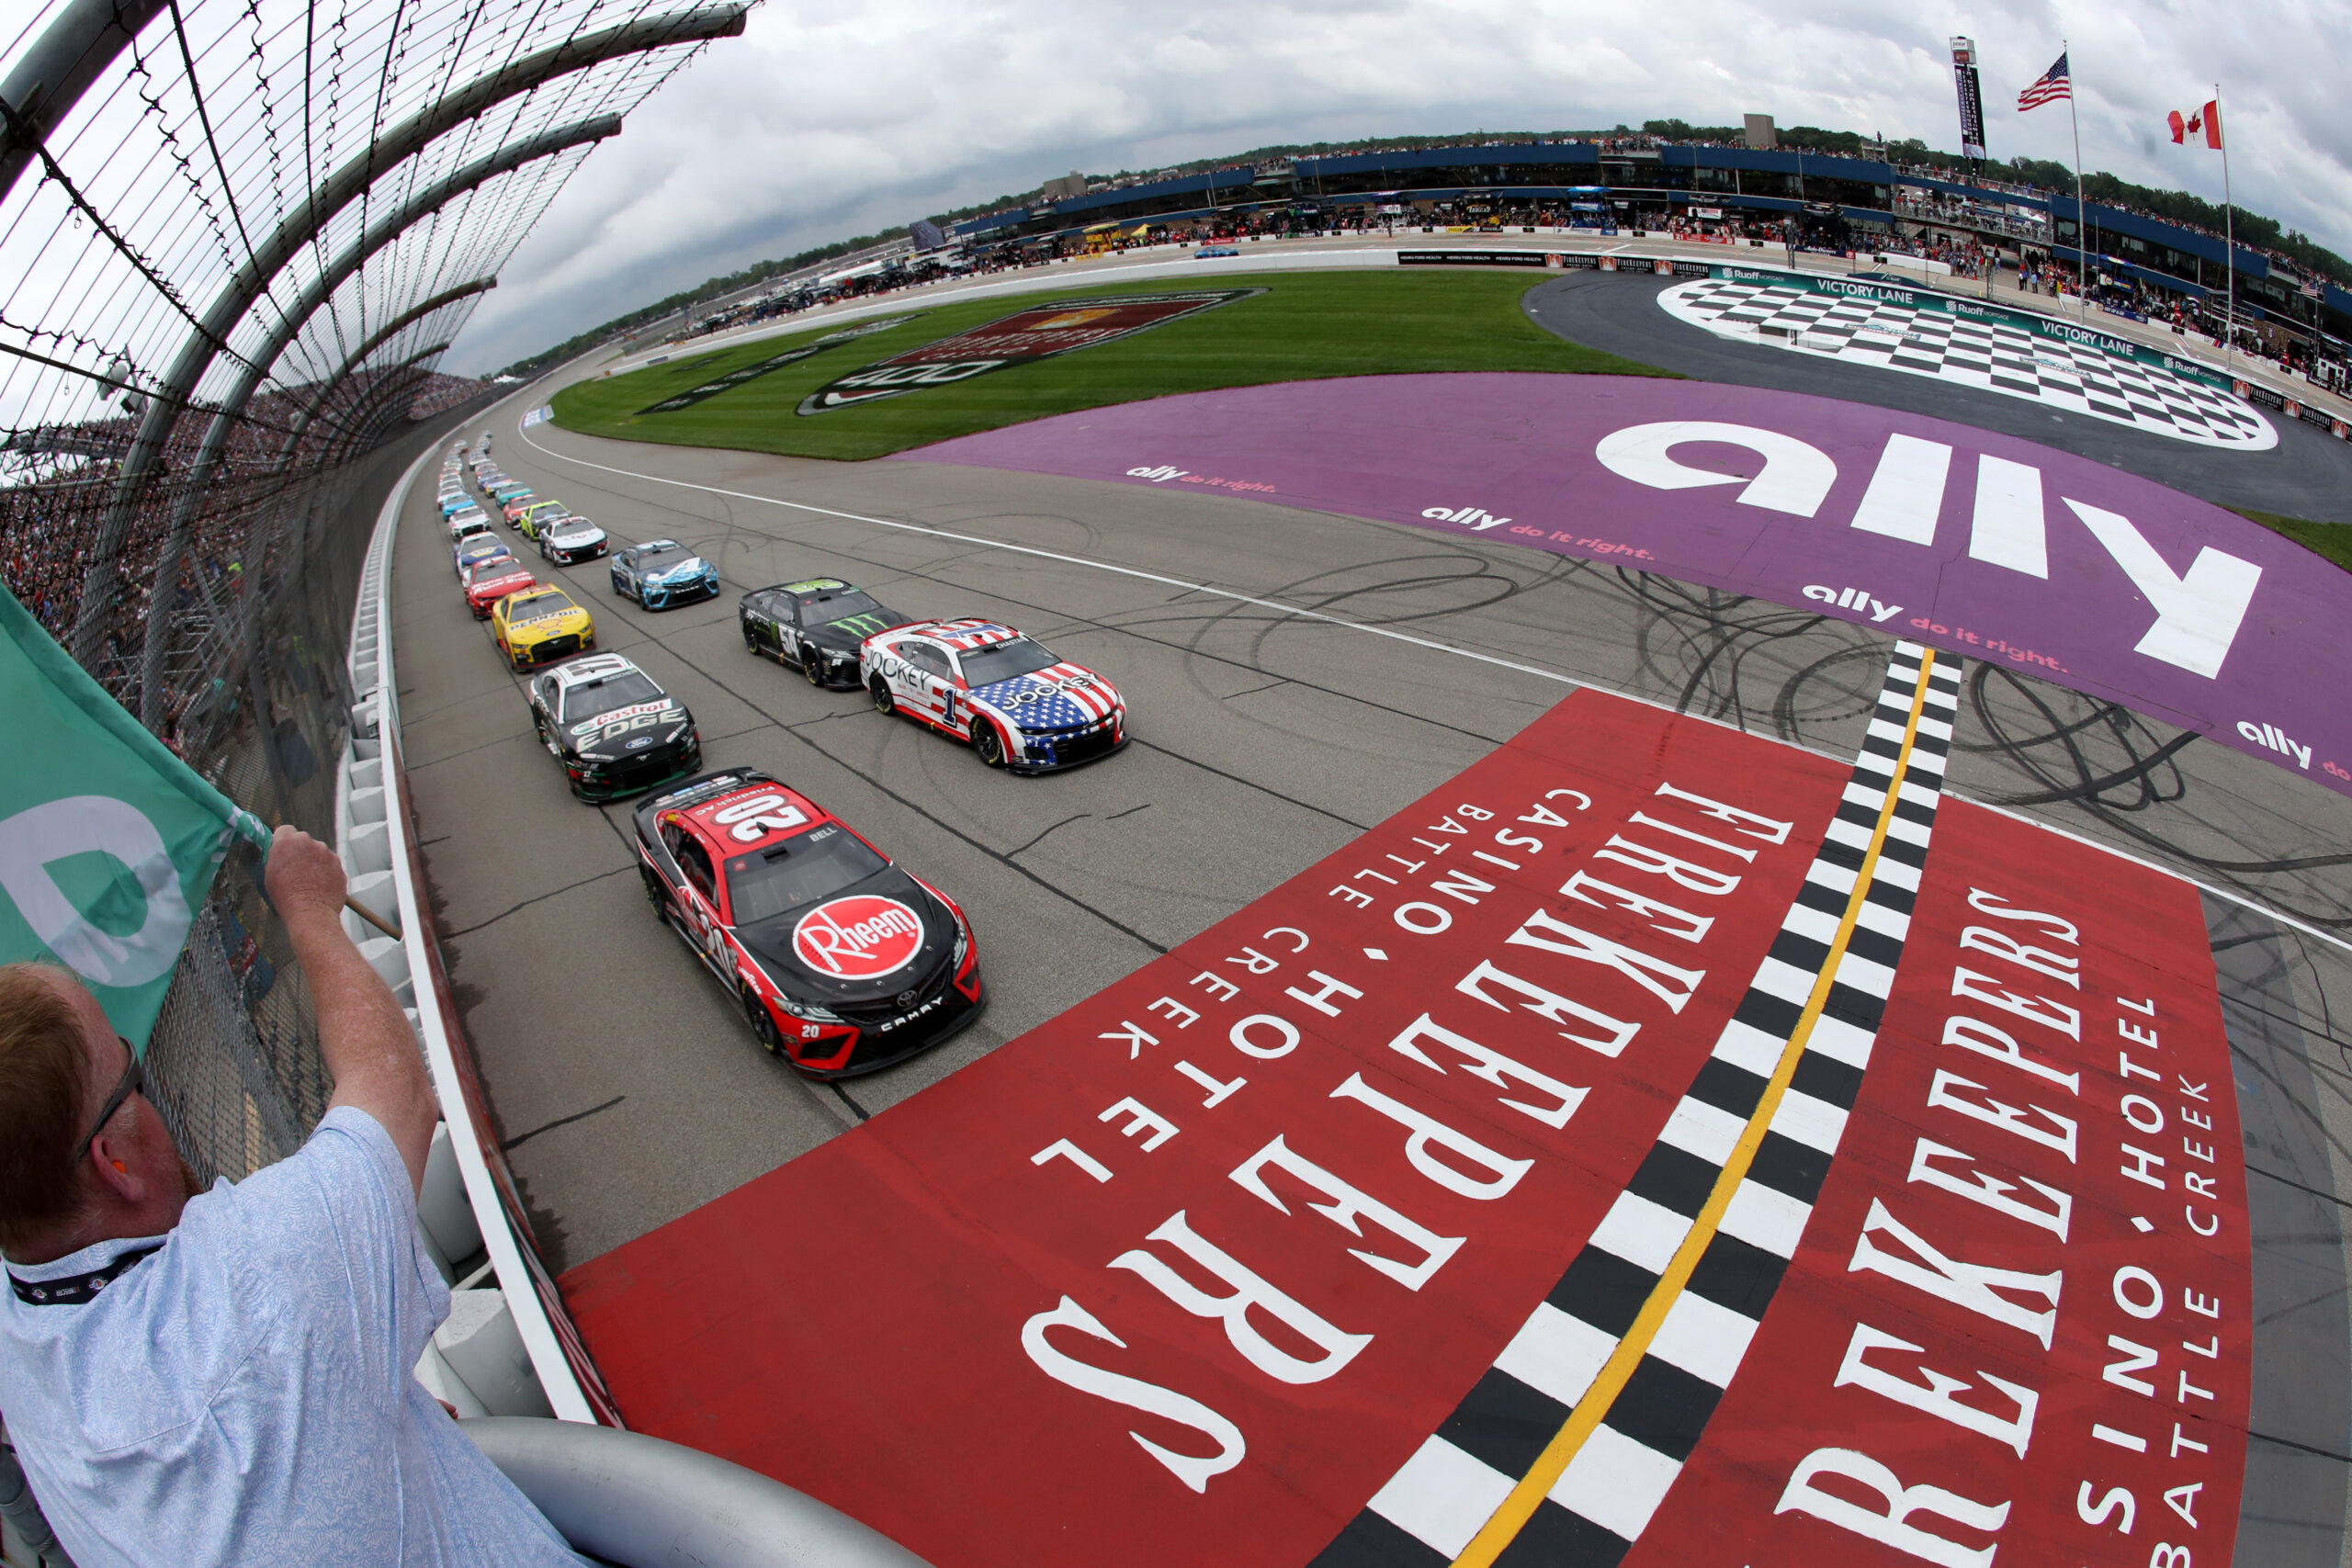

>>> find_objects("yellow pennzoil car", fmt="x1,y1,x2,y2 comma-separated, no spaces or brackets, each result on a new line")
492,583,595,669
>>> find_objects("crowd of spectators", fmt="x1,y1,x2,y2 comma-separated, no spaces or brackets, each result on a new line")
0,364,488,753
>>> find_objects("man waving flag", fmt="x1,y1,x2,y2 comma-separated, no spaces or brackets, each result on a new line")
0,582,268,1047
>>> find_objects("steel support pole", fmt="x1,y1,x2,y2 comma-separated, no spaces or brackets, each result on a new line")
0,0,170,208
132,116,619,721
73,4,745,665
276,276,491,461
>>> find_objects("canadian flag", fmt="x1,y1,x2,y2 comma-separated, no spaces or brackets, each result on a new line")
2168,100,2223,149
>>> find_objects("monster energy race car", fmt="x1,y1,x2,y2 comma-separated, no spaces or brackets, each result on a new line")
739,579,915,689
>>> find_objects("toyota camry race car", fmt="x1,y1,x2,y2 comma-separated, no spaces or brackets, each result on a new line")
537,513,609,566
492,583,595,668
633,769,983,1077
611,540,718,609
862,619,1125,773
462,556,537,619
528,653,702,800
740,579,912,687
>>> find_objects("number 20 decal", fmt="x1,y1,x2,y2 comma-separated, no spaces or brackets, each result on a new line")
713,793,810,842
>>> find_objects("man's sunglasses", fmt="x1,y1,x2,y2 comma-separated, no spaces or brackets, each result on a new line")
82,1038,145,1163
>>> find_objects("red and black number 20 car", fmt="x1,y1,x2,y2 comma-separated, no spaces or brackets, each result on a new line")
632,770,983,1077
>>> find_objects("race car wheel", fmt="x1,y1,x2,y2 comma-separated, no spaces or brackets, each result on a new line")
800,643,826,687
535,716,560,758
639,864,669,916
972,720,1007,768
868,676,896,716
743,623,762,657
743,989,784,1055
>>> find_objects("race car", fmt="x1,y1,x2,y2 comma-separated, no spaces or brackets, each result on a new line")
611,539,718,610
515,501,572,541
438,489,475,516
537,514,610,567
454,534,514,577
862,619,1125,773
500,491,540,524
492,582,595,669
739,579,913,687
527,653,702,800
462,555,537,619
632,768,983,1077
447,510,492,547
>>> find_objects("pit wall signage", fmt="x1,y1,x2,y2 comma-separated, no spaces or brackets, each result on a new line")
1708,264,2233,390
559,688,2249,1568
900,373,2352,799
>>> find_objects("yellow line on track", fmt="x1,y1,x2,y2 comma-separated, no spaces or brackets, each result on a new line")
1450,650,1939,1567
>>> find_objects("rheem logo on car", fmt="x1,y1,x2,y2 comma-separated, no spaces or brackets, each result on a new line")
793,896,923,978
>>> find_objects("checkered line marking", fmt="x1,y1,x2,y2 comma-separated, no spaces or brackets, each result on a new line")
1658,279,2276,452
1312,645,1963,1568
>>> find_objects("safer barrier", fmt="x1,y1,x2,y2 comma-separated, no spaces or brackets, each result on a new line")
334,434,614,1424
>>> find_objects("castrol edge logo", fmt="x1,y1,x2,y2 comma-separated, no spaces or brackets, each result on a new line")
793,896,923,979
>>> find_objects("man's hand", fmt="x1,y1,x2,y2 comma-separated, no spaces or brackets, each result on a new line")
268,824,437,1194
266,826,348,931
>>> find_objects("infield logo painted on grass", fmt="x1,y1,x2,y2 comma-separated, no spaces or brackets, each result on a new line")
796,290,1265,415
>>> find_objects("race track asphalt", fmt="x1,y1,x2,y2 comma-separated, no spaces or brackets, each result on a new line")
399,271,2352,1280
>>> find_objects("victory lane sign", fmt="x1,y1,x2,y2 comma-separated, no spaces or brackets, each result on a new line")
795,289,1264,414
561,686,2249,1568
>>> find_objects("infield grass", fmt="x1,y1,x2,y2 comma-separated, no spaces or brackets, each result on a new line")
550,270,1669,462
2233,508,2352,577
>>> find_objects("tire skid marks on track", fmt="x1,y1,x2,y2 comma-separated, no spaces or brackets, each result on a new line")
1317,643,1962,1568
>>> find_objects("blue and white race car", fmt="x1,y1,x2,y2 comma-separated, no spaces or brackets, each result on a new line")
861,618,1125,773
610,539,719,610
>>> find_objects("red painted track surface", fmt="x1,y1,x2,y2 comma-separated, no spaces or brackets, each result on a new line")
1630,796,2246,1567
560,685,2248,1567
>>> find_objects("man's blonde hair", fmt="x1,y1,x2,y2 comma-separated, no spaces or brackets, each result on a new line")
0,964,93,1252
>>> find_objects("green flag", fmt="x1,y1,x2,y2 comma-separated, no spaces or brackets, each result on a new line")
0,583,268,1049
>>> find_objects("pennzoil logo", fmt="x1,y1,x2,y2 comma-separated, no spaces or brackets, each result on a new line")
796,289,1265,415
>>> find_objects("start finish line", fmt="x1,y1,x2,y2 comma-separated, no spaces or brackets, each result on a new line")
561,675,2249,1568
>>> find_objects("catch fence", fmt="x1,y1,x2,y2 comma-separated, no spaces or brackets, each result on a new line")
0,0,745,1183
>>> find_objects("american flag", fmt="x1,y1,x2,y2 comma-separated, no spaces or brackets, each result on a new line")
2018,51,2070,110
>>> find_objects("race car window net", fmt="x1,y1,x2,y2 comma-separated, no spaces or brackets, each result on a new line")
725,826,888,928
956,637,1061,686
562,672,663,722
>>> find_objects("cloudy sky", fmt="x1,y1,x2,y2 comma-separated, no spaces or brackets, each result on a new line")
445,0,2352,374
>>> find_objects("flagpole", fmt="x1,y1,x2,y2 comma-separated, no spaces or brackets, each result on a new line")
2065,39,2086,321
2217,82,2235,375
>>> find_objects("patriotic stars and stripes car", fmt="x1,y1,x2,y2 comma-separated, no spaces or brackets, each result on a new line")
740,578,915,688
861,618,1125,773
632,769,984,1077
527,653,702,801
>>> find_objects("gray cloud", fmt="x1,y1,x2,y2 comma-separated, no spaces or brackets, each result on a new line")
447,0,2349,373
